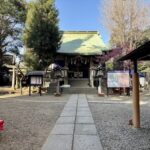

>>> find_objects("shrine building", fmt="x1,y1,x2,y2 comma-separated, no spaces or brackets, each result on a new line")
54,31,108,88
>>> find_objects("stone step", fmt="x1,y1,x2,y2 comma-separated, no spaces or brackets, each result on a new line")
47,86,97,94
69,78,89,87
61,87,97,94
47,78,97,94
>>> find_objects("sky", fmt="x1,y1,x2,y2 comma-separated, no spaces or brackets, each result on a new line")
55,0,109,44
26,0,150,45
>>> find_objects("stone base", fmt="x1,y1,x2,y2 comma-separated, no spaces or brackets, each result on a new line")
54,93,61,96
98,93,105,97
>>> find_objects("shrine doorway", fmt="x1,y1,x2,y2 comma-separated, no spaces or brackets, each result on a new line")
68,56,90,78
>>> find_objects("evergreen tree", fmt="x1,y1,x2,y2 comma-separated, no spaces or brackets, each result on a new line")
23,0,62,70
0,0,26,67
23,49,39,71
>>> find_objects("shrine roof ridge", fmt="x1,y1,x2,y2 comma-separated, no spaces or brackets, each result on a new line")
61,31,99,34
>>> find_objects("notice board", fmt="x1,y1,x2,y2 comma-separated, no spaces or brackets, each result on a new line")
107,71,130,88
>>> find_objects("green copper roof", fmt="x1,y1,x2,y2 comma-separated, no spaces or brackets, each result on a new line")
57,31,107,55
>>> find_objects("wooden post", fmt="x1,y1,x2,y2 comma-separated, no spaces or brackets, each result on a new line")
38,86,42,96
132,60,140,128
20,79,22,95
29,86,31,96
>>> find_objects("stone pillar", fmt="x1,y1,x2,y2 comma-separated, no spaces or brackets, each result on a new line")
15,67,19,89
89,68,95,88
64,67,68,84
64,57,68,84
12,66,15,90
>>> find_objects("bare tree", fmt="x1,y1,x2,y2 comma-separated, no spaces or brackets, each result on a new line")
101,0,150,53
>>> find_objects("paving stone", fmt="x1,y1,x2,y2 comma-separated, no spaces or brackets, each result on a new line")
51,124,74,135
77,110,91,113
68,95,78,101
76,117,94,124
75,124,97,135
78,105,89,108
67,103,77,106
68,99,77,102
78,104,88,107
66,102,77,105
78,96,86,99
63,107,76,111
42,135,72,150
68,99,78,102
78,106,89,109
60,110,76,117
56,117,75,124
77,111,92,117
78,100,87,103
78,104,89,107
78,101,88,103
64,106,77,109
65,103,77,107
61,109,76,114
67,100,77,103
41,94,103,150
68,100,77,102
78,99,87,101
77,107,90,111
78,102,88,105
73,135,103,150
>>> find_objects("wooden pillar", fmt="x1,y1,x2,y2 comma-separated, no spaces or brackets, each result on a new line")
39,86,42,96
132,60,140,128
29,85,31,96
20,79,22,95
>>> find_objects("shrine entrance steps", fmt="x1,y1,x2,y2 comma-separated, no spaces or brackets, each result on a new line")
69,78,89,87
48,78,97,94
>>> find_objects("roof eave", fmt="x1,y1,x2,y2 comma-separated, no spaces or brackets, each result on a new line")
118,41,150,61
57,52,101,56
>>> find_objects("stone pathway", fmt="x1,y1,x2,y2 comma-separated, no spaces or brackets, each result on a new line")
42,94,103,150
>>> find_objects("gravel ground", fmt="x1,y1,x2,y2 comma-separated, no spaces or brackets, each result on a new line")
0,94,69,150
1,93,150,150
88,93,150,150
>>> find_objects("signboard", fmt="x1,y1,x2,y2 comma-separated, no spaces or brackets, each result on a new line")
139,77,145,87
30,76,42,85
107,71,130,88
